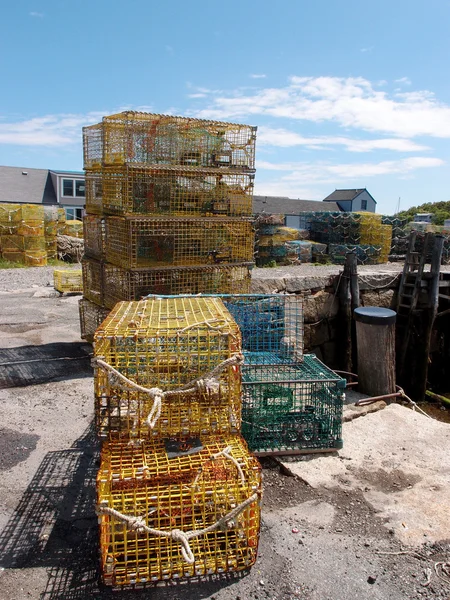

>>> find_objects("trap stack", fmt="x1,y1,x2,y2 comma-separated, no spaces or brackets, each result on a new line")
93,296,261,587
0,203,47,266
146,294,345,455
79,112,257,341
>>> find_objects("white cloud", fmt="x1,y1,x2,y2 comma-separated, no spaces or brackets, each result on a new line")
395,77,412,85
29,11,44,17
188,93,207,99
165,45,174,55
257,126,429,152
193,76,450,138
360,46,373,53
250,74,267,79
0,112,104,146
256,156,444,183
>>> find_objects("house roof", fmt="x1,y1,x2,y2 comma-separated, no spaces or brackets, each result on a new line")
253,195,341,215
0,166,57,205
323,188,377,204
50,170,85,176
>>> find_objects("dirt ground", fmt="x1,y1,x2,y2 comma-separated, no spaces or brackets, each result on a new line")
0,269,449,600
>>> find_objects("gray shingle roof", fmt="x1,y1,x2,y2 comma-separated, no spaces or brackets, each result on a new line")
0,166,57,204
323,189,365,202
253,195,341,215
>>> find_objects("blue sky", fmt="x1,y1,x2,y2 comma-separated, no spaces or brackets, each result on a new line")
1,0,450,215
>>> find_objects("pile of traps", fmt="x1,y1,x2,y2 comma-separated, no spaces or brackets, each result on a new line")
93,296,261,588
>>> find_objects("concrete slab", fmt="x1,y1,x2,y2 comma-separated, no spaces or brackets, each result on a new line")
281,404,450,545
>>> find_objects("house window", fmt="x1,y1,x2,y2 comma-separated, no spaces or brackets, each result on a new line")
65,207,84,220
61,178,85,198
361,199,368,210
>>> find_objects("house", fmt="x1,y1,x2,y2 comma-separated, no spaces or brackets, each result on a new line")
323,189,376,212
0,165,86,220
253,195,341,228
414,213,433,223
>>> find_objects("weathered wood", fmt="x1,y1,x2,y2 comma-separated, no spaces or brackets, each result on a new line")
338,255,353,372
355,320,396,396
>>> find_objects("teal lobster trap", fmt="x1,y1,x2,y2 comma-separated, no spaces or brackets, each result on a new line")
241,355,345,455
144,294,304,366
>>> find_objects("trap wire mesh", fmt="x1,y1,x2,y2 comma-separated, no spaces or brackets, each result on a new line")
104,216,254,269
241,355,345,454
93,297,243,440
53,269,83,293
79,298,110,342
83,112,257,171
92,167,254,217
97,434,261,587
102,263,253,308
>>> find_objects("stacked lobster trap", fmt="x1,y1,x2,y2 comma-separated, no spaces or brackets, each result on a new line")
93,296,261,588
79,111,257,341
145,294,345,456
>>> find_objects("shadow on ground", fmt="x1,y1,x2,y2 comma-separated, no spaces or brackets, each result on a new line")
0,342,92,389
0,424,249,600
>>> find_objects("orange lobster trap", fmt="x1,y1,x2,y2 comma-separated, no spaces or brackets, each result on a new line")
102,263,252,309
93,297,243,440
104,216,254,269
83,112,257,171
96,434,261,587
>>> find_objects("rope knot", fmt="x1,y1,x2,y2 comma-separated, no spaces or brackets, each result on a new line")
196,377,220,396
128,516,147,533
171,529,195,563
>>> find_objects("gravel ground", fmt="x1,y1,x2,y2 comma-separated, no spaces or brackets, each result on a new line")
0,263,449,293
0,265,81,292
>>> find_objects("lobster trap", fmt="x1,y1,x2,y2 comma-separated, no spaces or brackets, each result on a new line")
85,170,104,215
241,354,345,455
93,297,243,440
96,167,254,217
104,216,254,269
53,269,83,293
81,257,104,306
97,434,261,587
83,112,257,171
83,215,106,260
147,294,304,364
102,263,252,308
79,297,110,342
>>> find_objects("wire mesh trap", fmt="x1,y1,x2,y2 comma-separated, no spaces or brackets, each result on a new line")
240,355,345,454
102,263,252,308
53,269,83,293
83,112,257,171
93,297,243,440
94,167,254,217
97,434,261,586
83,215,106,260
81,258,104,306
78,298,110,343
104,216,254,269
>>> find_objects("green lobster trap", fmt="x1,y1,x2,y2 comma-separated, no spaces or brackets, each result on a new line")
241,355,344,455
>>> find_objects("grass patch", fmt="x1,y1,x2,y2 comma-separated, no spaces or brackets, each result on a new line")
0,258,28,269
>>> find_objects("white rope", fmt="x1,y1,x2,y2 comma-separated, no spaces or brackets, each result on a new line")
92,353,244,429
97,492,259,564
193,445,245,486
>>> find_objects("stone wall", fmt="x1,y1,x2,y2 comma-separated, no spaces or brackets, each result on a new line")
251,270,398,369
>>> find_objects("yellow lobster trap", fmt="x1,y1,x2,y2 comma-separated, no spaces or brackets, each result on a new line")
83,215,106,260
53,269,83,293
102,263,252,308
83,111,257,171
94,166,254,217
93,297,243,440
104,216,254,269
97,434,261,587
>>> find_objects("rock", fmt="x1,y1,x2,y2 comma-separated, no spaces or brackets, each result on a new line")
360,289,395,308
